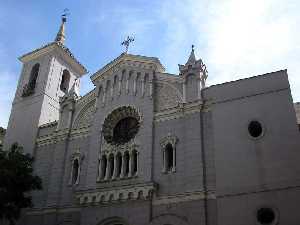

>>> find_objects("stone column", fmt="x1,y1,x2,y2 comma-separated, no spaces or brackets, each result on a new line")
118,77,122,96
104,155,109,180
141,79,145,97
135,152,139,176
198,78,202,99
96,157,101,182
67,106,73,129
56,109,63,131
172,146,176,172
120,153,125,178
162,147,166,173
112,153,117,180
126,71,130,94
128,151,133,178
149,81,153,99
133,72,138,95
183,78,187,103
110,83,114,100
102,89,106,105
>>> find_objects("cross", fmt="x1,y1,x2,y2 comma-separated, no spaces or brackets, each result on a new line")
192,44,195,51
61,8,70,22
121,36,135,53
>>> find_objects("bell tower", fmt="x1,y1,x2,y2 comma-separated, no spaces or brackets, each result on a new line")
4,15,87,154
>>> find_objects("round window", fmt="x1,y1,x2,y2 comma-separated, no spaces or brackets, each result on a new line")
102,106,141,145
112,117,139,145
248,120,263,138
256,208,276,225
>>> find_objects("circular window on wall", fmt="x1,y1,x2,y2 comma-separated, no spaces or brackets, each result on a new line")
256,207,277,225
248,120,264,138
113,117,139,145
103,106,141,145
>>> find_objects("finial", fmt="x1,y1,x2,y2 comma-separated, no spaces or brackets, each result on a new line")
121,36,135,54
186,44,196,65
55,9,70,45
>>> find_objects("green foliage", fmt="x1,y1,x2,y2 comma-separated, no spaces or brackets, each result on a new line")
0,143,42,225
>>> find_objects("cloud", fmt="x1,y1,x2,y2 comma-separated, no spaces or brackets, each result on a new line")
153,0,300,100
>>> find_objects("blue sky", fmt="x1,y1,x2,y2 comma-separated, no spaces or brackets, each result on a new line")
1,0,300,128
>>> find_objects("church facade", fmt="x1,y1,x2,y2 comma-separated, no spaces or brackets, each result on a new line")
3,17,300,225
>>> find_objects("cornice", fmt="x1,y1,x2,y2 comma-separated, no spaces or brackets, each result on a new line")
36,127,90,147
91,53,165,84
19,42,87,75
76,182,156,205
154,100,211,122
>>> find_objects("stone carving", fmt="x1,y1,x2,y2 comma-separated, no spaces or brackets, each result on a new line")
160,133,178,173
102,105,142,145
160,133,178,149
76,183,155,205
69,148,84,185
73,100,96,129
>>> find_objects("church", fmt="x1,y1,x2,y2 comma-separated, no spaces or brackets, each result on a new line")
3,15,300,225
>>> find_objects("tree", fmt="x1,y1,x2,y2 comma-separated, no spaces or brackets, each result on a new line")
0,143,42,225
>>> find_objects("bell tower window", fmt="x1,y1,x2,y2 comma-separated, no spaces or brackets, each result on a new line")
22,63,40,97
60,69,70,93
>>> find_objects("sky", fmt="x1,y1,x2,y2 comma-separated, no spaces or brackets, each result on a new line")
0,0,300,128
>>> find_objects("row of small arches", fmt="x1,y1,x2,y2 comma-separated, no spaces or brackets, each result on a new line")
97,70,152,103
80,189,153,204
98,150,138,181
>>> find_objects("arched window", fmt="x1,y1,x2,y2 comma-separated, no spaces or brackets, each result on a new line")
123,151,130,177
22,63,40,97
60,69,70,92
101,155,107,179
160,134,178,174
116,153,122,178
108,154,114,179
132,150,138,175
72,159,79,184
165,144,174,172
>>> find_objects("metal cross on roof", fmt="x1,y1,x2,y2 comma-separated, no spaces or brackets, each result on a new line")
62,8,70,22
121,36,135,54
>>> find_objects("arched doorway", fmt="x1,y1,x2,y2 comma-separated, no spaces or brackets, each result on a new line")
97,217,129,225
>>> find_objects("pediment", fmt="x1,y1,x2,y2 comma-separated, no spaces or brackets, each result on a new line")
91,53,165,84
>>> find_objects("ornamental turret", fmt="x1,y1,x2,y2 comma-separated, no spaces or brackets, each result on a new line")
179,46,208,102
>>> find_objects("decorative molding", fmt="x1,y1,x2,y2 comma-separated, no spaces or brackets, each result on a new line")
102,105,143,145
69,148,84,185
91,53,165,84
160,133,178,149
154,100,211,122
154,81,183,111
76,182,156,205
160,133,178,173
153,191,216,206
102,139,139,155
72,99,96,129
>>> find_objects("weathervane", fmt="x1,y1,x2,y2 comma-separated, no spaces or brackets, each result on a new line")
121,36,135,54
62,8,70,22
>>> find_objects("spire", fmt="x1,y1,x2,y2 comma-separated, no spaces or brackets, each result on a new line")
55,12,68,45
186,45,196,65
